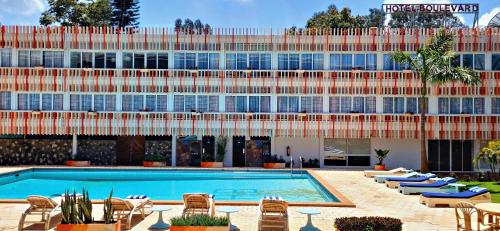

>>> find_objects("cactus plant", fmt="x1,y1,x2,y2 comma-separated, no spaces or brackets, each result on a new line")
78,189,93,224
60,189,93,224
103,190,115,224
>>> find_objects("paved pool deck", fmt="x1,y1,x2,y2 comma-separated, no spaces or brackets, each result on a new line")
0,167,460,231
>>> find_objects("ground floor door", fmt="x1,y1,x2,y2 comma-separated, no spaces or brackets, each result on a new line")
202,136,215,162
176,136,202,166
428,140,473,171
232,136,245,167
246,137,271,167
116,136,145,165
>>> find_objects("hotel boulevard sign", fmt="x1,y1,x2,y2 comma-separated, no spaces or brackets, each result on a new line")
382,4,479,13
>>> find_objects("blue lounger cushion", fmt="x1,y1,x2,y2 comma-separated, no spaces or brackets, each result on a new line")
126,195,148,199
421,187,488,198
264,195,284,201
400,177,457,188
386,173,436,182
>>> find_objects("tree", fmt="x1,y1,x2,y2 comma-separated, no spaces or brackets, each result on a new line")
183,19,194,31
306,4,364,29
110,0,140,28
175,18,211,34
175,18,183,30
389,12,466,28
360,8,385,28
392,29,480,172
40,0,112,26
474,140,500,181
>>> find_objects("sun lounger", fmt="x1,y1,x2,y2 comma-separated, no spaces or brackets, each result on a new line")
385,173,437,189
18,196,60,231
258,196,289,231
374,171,418,183
182,193,215,217
398,177,458,195
364,167,411,178
419,187,492,207
110,195,152,229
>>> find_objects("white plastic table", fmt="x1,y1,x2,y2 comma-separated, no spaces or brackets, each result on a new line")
217,206,239,231
149,205,172,229
298,208,321,231
445,183,466,193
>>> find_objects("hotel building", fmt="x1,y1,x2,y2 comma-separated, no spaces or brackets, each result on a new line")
0,26,499,170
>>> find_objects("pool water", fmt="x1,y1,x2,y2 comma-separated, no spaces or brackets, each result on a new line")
0,169,338,202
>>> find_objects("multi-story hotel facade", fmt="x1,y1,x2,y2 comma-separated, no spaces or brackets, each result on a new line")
0,26,499,170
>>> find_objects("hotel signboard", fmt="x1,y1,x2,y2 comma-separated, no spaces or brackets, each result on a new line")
382,4,479,14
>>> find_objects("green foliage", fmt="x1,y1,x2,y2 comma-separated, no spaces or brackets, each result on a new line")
111,0,140,28
389,11,465,28
474,140,500,180
215,136,228,162
175,18,212,34
60,189,93,224
264,154,286,163
306,5,365,29
103,190,115,224
40,0,112,26
170,215,228,227
144,154,166,162
334,217,402,231
374,149,390,165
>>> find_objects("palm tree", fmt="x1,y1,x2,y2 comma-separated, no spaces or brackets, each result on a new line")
392,29,480,172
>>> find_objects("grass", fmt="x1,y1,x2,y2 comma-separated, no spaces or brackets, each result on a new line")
458,181,500,203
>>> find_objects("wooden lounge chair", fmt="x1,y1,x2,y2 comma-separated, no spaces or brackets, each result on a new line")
110,197,153,230
420,187,492,208
364,167,410,178
18,196,60,231
258,197,289,231
385,173,437,189
182,193,215,217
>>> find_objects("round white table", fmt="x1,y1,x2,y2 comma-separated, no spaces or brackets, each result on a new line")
217,206,239,231
298,208,321,231
149,206,172,230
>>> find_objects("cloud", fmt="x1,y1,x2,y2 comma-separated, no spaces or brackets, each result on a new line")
382,0,467,26
0,0,45,17
478,7,500,28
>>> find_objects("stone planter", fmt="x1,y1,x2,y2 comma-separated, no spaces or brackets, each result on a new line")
65,160,91,167
263,163,286,169
56,221,121,231
200,162,223,168
374,164,386,170
170,226,228,231
143,161,166,167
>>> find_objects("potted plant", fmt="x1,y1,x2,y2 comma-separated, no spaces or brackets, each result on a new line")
263,155,286,169
143,154,166,167
66,153,91,167
57,189,120,231
201,136,227,168
334,216,402,231
374,149,390,170
170,215,229,231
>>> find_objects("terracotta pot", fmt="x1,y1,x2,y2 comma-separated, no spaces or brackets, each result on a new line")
170,226,228,231
65,160,91,167
200,162,224,168
374,164,386,170
143,161,166,167
57,221,120,231
263,163,286,169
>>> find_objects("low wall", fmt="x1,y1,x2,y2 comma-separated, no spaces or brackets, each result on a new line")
145,139,172,166
0,138,72,165
77,139,117,166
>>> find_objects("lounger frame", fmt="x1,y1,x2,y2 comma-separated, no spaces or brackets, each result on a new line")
111,197,153,230
419,193,492,208
363,167,408,178
18,196,60,231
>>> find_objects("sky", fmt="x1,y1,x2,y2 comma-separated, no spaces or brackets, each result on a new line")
0,0,499,28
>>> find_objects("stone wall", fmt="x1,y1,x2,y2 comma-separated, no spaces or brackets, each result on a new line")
77,139,117,166
145,140,172,166
0,138,72,165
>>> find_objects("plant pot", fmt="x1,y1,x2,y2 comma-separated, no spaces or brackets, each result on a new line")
57,221,121,231
65,160,91,167
200,162,224,168
143,161,166,167
170,226,229,231
263,163,286,169
374,164,386,170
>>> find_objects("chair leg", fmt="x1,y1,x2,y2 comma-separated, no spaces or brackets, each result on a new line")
18,213,28,231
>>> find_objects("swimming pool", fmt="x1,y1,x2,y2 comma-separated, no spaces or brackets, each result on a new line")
0,168,341,203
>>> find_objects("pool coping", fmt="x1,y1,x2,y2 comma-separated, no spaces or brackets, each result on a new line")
0,166,355,207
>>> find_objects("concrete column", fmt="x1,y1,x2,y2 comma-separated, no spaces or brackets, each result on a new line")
72,134,78,159
171,133,177,166
271,135,276,155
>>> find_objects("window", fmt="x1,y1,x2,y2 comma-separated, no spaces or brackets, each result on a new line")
0,49,12,67
0,92,11,110
197,95,218,112
123,53,133,69
301,54,312,70
438,98,480,114
474,54,485,70
145,95,156,111
43,51,64,68
40,94,63,111
146,53,157,69
225,53,236,69
82,52,93,68
450,98,460,114
383,54,394,70
323,138,371,166
237,53,247,70
366,54,377,70
365,97,376,113
278,54,300,70
247,53,271,70
330,54,341,70
493,98,500,114
277,96,298,112
174,95,196,112
225,54,248,70
122,53,151,69
458,54,485,70
407,98,417,114
473,98,484,114
92,95,116,111
225,96,247,112
493,54,500,71
156,95,168,112
352,97,364,113
313,54,324,70
329,96,340,113
341,54,352,70
383,97,393,113
134,53,145,69
462,98,473,114
71,52,116,69
158,53,168,69
18,50,48,67
353,54,365,70
300,96,322,113
394,97,404,113
332,53,376,70
71,52,82,68
301,53,324,70
438,98,449,114
248,96,271,112
340,96,351,113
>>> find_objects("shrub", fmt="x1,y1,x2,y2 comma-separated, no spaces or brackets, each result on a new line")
170,215,228,226
335,217,402,231
144,154,166,162
263,154,286,163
